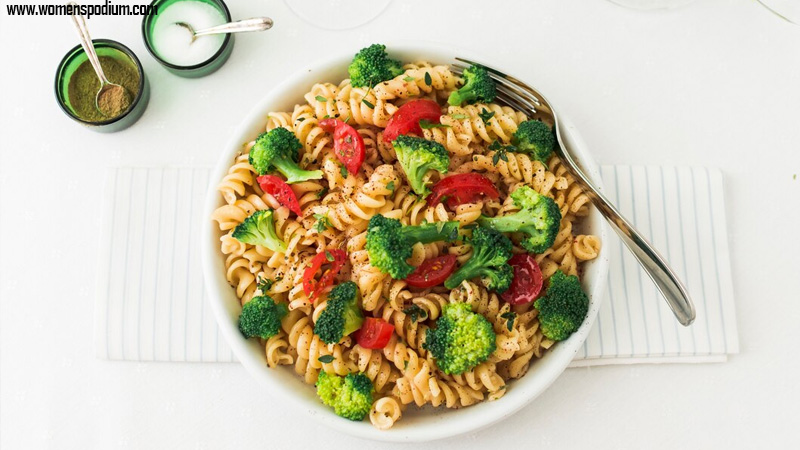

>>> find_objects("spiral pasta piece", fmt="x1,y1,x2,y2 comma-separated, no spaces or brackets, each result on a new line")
369,396,403,430
373,64,458,101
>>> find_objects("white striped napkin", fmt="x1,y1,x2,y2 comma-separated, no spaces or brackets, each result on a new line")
93,166,739,365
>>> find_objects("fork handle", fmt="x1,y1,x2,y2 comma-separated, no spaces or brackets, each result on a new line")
555,133,696,326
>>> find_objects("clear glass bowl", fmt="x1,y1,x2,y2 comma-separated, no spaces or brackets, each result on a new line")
142,0,234,78
54,39,150,132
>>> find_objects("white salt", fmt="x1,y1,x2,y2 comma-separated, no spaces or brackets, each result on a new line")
152,1,226,67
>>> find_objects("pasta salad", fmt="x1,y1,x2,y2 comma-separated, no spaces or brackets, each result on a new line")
211,44,601,430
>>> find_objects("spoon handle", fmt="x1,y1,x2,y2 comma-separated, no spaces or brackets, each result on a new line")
67,1,110,85
192,17,273,38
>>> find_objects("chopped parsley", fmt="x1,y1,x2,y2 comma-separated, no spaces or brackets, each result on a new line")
339,164,349,179
478,108,495,124
419,120,451,130
403,76,415,82
362,99,375,109
256,276,274,293
451,113,469,120
500,311,517,332
325,251,335,262
313,213,332,233
403,304,428,323
315,95,327,102
316,187,328,199
386,181,395,192
489,140,513,165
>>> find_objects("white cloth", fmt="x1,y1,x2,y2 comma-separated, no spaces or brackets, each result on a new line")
94,166,738,365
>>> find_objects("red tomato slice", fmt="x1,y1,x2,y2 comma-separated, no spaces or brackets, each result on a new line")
354,318,395,349
302,249,347,300
257,175,302,216
501,254,544,306
428,173,500,208
405,254,458,289
319,118,365,175
382,99,442,144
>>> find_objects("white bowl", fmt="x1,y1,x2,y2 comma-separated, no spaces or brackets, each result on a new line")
201,42,610,443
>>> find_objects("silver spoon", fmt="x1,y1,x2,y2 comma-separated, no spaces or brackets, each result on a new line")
175,17,273,43
68,2,130,118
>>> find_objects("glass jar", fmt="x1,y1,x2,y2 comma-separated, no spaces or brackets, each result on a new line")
54,39,150,132
142,0,234,78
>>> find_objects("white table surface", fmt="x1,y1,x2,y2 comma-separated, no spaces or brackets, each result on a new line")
1,0,799,448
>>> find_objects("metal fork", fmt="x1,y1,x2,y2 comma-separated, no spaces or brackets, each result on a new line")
453,58,696,326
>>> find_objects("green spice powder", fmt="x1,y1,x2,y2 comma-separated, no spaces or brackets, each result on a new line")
67,55,140,122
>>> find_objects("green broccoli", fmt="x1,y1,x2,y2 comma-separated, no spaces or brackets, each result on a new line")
248,127,323,183
534,271,589,341
477,185,561,254
424,302,496,375
314,281,364,344
512,120,556,163
232,209,287,253
238,295,288,339
366,214,460,279
316,371,374,421
348,44,405,88
444,226,513,292
447,64,497,106
392,135,450,196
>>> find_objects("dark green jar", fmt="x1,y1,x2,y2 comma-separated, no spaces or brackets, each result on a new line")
142,0,234,78
54,39,150,132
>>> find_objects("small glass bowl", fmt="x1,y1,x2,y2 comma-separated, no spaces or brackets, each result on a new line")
142,0,234,78
54,39,150,133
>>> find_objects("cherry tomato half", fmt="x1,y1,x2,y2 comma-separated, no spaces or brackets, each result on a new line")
354,318,395,349
302,249,347,300
405,254,458,289
501,254,544,306
257,175,302,216
382,99,442,144
319,118,365,175
427,173,500,208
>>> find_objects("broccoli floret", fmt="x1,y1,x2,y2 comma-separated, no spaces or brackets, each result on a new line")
248,127,323,183
391,135,449,196
444,226,513,292
512,120,556,163
316,371,374,421
447,64,497,106
348,44,405,88
238,295,288,339
477,185,561,254
366,214,460,279
314,281,364,344
534,271,589,341
232,209,288,253
424,302,496,375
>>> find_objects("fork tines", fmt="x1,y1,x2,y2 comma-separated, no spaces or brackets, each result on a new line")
451,58,552,119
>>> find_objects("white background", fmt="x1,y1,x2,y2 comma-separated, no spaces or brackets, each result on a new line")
1,0,799,448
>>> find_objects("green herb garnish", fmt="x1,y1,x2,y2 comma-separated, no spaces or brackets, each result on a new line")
419,120,450,130
500,311,517,332
478,108,495,124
